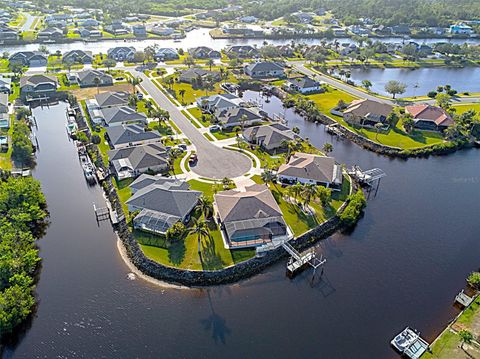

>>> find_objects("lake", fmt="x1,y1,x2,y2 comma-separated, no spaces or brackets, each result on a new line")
3,101,480,359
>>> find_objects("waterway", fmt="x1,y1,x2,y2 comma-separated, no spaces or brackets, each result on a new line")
3,101,480,358
344,67,480,97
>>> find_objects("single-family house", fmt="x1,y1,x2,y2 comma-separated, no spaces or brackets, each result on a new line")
100,106,147,127
62,49,93,64
244,62,285,78
9,51,47,67
188,46,221,59
95,91,130,108
224,45,259,58
78,28,103,38
37,27,63,40
284,76,322,94
0,93,8,113
127,178,201,235
154,48,179,61
107,47,136,62
197,93,246,114
277,153,343,190
239,16,257,23
0,25,18,40
148,25,174,36
132,24,147,37
215,107,264,128
214,184,291,249
0,77,11,94
450,24,474,35
178,68,221,84
292,12,314,24
405,104,455,131
73,69,113,88
78,18,99,27
343,99,393,127
19,74,58,101
243,123,299,152
108,143,169,179
105,124,162,149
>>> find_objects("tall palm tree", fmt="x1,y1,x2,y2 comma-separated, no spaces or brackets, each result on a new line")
281,139,299,161
322,142,333,154
301,183,318,211
93,77,101,94
290,182,303,203
178,89,186,104
196,195,213,219
189,217,209,254
374,123,383,140
128,76,142,94
261,169,276,187
206,58,215,71
222,177,233,189
458,330,474,351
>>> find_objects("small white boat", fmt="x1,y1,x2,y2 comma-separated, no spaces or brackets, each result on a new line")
391,327,429,359
79,153,96,184
66,121,78,136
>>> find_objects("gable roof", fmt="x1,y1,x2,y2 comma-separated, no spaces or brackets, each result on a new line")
95,91,130,107
277,153,341,184
245,61,284,73
108,144,168,172
288,76,320,89
215,184,283,223
198,93,245,110
405,104,454,127
106,124,161,146
101,106,147,125
216,106,263,125
243,123,297,148
77,69,113,83
63,49,93,62
20,74,57,87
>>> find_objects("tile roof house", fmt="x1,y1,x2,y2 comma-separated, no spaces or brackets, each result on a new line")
243,123,299,152
244,61,285,78
108,143,169,179
343,99,394,127
73,69,113,88
62,49,93,64
277,153,343,190
0,77,11,94
105,124,162,149
100,106,147,127
188,46,221,59
285,76,323,94
215,106,264,128
178,68,221,84
405,104,455,131
127,179,201,235
214,184,291,249
107,46,136,61
9,51,48,67
20,74,58,100
197,93,246,114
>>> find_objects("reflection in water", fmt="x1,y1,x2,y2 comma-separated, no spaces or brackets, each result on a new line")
200,290,232,345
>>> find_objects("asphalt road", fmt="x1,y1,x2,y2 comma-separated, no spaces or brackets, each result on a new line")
133,71,252,179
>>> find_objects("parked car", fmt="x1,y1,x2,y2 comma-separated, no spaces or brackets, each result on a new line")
137,93,143,100
177,144,187,151
189,153,197,164
209,125,221,132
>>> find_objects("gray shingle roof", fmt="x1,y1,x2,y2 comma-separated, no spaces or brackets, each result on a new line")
101,106,147,125
277,153,341,184
243,123,298,149
130,174,189,192
108,144,168,172
95,91,130,107
106,124,161,147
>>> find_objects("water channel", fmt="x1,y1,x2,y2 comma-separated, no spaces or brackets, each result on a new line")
3,99,480,358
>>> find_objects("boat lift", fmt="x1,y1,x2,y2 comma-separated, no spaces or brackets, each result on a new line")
348,165,386,198
283,242,326,278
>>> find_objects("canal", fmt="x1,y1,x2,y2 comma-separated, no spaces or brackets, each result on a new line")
3,101,480,358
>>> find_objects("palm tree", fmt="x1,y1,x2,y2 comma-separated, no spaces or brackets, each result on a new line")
93,77,101,94
322,143,333,154
239,114,248,134
281,139,299,161
128,76,142,94
196,195,213,219
222,177,233,189
290,182,303,203
261,169,277,187
458,330,474,351
374,123,383,140
178,89,186,104
206,58,215,71
189,217,209,254
301,183,318,212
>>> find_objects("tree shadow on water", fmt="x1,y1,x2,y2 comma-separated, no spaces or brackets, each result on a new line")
199,290,232,345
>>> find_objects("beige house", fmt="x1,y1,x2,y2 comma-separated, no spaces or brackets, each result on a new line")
343,99,393,127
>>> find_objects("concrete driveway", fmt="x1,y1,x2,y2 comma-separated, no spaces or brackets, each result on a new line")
132,71,252,179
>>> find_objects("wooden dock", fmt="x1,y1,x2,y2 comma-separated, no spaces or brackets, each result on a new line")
455,290,474,307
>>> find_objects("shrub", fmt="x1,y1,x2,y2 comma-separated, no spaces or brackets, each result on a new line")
427,91,437,98
91,134,101,145
165,222,186,241
467,272,480,289
340,190,366,226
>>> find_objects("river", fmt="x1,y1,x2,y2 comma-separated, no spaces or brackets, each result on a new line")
3,101,480,358
343,67,480,97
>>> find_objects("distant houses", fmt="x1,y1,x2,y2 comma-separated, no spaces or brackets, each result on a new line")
37,27,63,40
178,68,221,84
105,124,162,149
0,24,18,41
450,23,474,35
20,74,58,101
244,62,285,78
127,177,201,235
224,45,259,58
214,184,292,249
284,76,323,94
108,144,169,179
216,107,264,128
0,77,11,94
405,104,455,131
277,153,343,190
342,99,394,128
154,48,179,61
98,106,147,127
197,93,246,114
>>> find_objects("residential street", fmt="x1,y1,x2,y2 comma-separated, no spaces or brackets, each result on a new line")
132,70,252,179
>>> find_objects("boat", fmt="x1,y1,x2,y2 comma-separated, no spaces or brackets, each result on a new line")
391,327,429,359
79,153,96,184
66,120,78,137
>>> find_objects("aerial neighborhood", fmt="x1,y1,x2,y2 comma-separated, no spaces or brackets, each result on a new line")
1,1,480,357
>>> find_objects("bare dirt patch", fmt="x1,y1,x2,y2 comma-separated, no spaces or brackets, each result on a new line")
69,84,132,101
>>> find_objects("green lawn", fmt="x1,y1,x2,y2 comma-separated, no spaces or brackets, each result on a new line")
211,129,237,140
453,103,480,115
113,177,133,217
188,107,211,127
181,110,201,128
172,151,187,175
307,86,359,114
